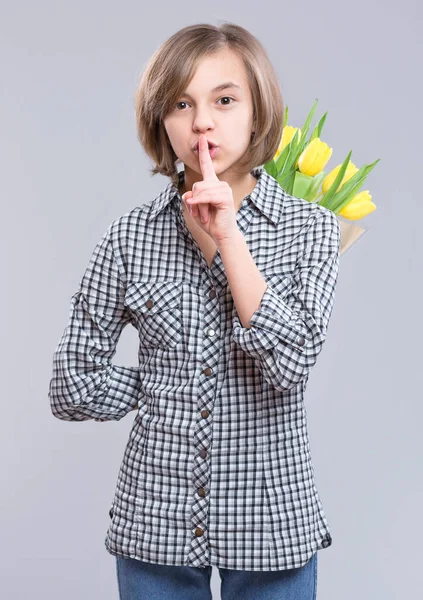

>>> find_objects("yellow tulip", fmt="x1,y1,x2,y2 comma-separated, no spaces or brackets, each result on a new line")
274,126,301,160
297,138,333,176
322,162,359,195
338,190,376,220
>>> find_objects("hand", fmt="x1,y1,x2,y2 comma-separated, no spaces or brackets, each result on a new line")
182,133,239,243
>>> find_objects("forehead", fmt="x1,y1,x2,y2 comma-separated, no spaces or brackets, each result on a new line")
183,48,249,94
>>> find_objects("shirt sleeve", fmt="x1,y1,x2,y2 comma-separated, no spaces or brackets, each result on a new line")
231,209,341,392
48,225,140,422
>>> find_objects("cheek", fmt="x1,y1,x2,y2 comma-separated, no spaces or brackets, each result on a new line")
165,134,183,158
229,114,253,141
167,126,185,150
163,118,179,142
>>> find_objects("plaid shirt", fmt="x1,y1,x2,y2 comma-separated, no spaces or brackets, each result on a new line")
49,165,340,571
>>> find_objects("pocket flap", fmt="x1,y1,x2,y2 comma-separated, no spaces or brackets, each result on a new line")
125,280,182,314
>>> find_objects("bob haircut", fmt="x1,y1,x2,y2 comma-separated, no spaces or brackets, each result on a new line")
134,22,284,188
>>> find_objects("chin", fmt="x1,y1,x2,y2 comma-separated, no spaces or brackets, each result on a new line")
185,159,223,174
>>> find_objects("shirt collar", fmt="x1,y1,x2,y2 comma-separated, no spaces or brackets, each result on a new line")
146,166,286,226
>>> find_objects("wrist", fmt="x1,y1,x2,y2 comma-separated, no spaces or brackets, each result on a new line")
215,227,242,249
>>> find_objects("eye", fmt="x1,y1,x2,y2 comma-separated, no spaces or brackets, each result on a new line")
174,97,235,111
175,101,189,111
217,96,234,106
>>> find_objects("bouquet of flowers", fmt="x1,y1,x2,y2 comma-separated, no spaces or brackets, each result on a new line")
263,99,380,255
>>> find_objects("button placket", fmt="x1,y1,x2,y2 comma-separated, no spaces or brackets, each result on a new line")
187,200,256,567
187,284,220,563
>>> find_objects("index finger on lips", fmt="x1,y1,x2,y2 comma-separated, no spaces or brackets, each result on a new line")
198,133,218,181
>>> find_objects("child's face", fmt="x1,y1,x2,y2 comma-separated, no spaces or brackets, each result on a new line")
163,47,255,180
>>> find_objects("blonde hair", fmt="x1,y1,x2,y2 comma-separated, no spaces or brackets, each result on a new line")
135,22,284,187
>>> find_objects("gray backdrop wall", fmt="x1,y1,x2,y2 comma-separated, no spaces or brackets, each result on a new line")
2,1,421,598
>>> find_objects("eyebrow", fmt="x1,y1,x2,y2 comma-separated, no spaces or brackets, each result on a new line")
182,82,241,98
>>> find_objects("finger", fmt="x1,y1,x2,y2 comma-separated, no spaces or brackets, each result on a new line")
183,191,200,219
188,196,206,222
198,133,218,181
204,204,209,223
182,192,192,214
199,202,209,223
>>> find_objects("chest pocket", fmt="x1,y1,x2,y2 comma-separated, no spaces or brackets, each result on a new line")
124,280,183,348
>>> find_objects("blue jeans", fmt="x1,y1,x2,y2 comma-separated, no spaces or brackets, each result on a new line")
115,551,318,600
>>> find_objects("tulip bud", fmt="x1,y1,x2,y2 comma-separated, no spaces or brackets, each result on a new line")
322,162,359,195
297,138,333,177
274,126,301,160
339,190,376,220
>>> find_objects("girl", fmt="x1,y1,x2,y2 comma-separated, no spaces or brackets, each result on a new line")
49,22,340,600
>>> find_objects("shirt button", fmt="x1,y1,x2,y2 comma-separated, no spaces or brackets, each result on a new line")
209,289,217,299
296,335,306,346
199,448,207,458
145,299,154,309
203,367,213,376
206,327,216,337
201,409,210,418
194,527,204,537
197,487,206,497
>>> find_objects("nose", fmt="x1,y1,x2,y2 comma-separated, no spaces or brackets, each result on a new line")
192,105,215,134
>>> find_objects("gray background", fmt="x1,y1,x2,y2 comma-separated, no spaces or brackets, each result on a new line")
2,1,421,598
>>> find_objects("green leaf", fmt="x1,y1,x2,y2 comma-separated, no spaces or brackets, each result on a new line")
299,98,319,142
273,100,336,201
327,158,381,213
303,171,327,202
292,171,315,199
331,180,369,214
263,159,279,179
318,151,352,208
275,128,301,174
279,99,321,178
276,170,296,194
277,129,302,175
274,142,291,173
275,100,320,175
309,111,328,142
283,105,289,128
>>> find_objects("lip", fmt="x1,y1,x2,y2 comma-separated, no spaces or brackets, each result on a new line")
193,145,219,159
192,139,219,152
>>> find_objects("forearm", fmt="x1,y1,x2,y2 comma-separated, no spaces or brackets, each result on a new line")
49,360,141,422
217,228,268,329
49,287,141,422
222,211,341,392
